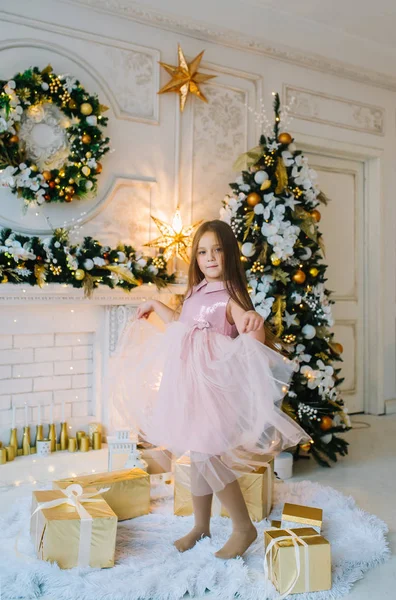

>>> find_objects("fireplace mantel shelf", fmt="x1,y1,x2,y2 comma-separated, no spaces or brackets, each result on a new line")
0,282,186,305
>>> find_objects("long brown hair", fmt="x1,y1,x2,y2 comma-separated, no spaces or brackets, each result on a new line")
186,220,281,351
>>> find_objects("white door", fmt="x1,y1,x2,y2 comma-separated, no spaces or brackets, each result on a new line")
305,153,365,413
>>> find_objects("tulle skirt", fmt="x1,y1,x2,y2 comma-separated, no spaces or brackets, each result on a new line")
107,318,310,495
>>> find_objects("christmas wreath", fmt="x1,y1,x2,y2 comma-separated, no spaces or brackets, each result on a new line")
0,65,110,207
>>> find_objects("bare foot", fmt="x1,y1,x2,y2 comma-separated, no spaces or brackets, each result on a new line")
173,526,211,552
214,524,257,559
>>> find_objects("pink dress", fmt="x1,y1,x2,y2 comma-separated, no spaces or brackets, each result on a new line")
108,279,309,495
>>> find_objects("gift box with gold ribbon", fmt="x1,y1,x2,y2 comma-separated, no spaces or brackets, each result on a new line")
281,502,323,533
174,455,274,521
53,468,150,521
31,484,117,569
140,446,173,475
264,527,331,596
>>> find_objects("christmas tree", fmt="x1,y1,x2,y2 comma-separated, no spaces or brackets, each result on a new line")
221,93,350,466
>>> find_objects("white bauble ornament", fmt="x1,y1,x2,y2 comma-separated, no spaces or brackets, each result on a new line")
300,247,312,260
85,180,94,190
84,258,94,271
254,170,269,185
302,324,316,339
117,251,126,263
321,433,333,444
241,242,255,257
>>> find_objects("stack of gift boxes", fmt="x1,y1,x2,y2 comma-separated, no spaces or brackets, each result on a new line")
29,448,332,595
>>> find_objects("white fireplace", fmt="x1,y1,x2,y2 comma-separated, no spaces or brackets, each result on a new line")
0,282,184,446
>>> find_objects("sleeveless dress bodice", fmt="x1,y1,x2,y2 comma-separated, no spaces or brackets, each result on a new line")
178,279,238,338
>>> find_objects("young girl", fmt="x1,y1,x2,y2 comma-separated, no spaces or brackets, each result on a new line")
109,220,310,559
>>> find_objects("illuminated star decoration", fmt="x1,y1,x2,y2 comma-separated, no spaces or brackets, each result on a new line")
145,208,203,264
158,44,217,112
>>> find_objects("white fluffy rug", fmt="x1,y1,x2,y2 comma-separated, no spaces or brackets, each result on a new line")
0,479,390,600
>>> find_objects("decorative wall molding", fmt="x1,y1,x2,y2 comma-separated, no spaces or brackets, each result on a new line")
334,319,357,395
27,0,396,92
284,85,385,136
108,305,137,354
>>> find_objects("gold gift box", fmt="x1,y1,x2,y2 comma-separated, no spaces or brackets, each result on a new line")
264,527,331,595
174,455,274,521
140,447,173,475
53,468,150,521
282,502,323,532
31,487,117,569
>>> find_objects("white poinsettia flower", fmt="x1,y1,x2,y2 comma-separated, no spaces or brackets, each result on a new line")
263,192,276,204
254,297,275,320
148,264,158,275
137,258,147,267
59,74,78,93
268,141,280,152
254,203,264,215
237,192,246,201
0,117,8,133
0,166,17,187
261,222,278,237
93,256,106,267
239,184,251,192
281,151,294,167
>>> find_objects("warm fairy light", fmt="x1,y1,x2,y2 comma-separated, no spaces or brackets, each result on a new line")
171,208,183,234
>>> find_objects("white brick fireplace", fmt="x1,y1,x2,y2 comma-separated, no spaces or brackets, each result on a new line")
0,283,182,446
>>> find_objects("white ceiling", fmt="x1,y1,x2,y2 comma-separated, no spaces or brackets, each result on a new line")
245,0,396,49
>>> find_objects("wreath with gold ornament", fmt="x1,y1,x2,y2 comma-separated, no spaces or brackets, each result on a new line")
0,65,110,207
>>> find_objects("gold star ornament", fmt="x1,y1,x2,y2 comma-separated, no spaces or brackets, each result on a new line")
145,208,203,263
158,44,217,112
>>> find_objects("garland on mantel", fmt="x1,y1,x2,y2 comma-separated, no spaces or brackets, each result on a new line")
0,227,174,298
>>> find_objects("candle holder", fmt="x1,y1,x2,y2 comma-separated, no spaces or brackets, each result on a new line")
9,428,18,454
48,423,56,452
37,439,51,457
60,422,68,451
68,437,77,452
5,445,15,461
80,437,90,452
22,426,31,455
92,431,102,450
36,424,44,447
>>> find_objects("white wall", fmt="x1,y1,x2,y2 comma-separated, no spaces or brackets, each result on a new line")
0,0,395,435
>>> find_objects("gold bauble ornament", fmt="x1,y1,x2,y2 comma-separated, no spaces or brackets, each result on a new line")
1,275,8,283
9,134,19,144
293,269,306,284
300,442,311,452
246,192,261,207
260,179,272,191
59,190,65,197
59,169,66,178
55,177,61,184
278,132,293,145
30,164,38,172
331,342,344,355
95,162,102,174
85,152,92,158
74,269,85,281
42,170,52,181
81,134,91,144
65,194,72,203
271,254,281,266
311,209,321,222
68,99,77,109
309,267,319,277
320,416,333,431
80,102,93,115
81,166,91,177
65,186,75,195
68,178,75,184
158,43,217,112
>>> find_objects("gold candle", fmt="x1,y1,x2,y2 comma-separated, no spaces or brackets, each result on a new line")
68,437,77,452
9,428,18,454
0,441,2,447
36,424,44,444
48,423,56,452
92,431,102,450
0,448,6,465
22,426,31,455
5,445,15,461
60,422,68,451
80,437,90,452
76,430,86,449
